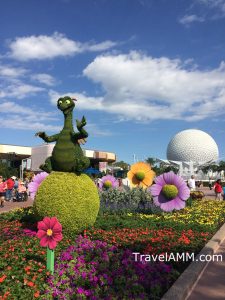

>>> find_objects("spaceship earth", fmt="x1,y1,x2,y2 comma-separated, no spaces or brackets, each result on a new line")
167,129,219,163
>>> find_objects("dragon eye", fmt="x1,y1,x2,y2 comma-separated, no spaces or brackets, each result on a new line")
65,100,71,104
58,100,62,105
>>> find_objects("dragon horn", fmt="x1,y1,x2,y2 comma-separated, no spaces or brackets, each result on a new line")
72,98,78,101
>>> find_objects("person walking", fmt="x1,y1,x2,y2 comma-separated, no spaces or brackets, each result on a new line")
188,175,196,191
214,179,223,200
0,176,7,207
209,177,213,190
6,176,15,201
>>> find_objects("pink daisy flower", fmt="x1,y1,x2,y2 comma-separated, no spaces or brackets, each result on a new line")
28,172,48,200
37,217,63,250
149,171,190,212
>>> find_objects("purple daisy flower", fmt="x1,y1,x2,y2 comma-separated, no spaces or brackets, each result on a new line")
99,175,119,190
28,172,49,200
149,171,190,212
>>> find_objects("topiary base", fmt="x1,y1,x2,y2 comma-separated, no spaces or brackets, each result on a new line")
33,172,100,234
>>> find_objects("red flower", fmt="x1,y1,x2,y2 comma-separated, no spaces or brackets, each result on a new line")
0,275,6,283
37,217,63,250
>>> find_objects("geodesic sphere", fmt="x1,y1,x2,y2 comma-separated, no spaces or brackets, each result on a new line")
167,129,219,163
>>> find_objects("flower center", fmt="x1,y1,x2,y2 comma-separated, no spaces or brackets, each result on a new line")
162,184,178,200
47,229,53,236
103,180,112,189
135,171,145,181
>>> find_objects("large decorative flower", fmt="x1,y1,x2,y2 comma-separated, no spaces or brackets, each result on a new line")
99,175,119,190
149,171,190,212
28,172,48,200
127,162,155,189
37,217,63,250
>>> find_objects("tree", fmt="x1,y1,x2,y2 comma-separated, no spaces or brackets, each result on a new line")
0,161,18,179
112,161,130,171
217,160,225,172
145,157,157,166
145,157,179,175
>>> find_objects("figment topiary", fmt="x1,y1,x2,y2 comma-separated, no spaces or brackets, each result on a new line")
33,172,100,234
35,96,90,174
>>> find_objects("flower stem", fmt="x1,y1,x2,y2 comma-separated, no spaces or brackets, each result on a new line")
47,248,54,275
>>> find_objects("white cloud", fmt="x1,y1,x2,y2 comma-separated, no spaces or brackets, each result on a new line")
183,0,225,22
179,14,205,25
197,0,225,12
0,65,27,77
0,81,45,99
9,32,81,61
84,40,118,52
31,73,56,86
49,52,225,122
49,90,104,110
8,32,117,61
0,101,57,121
0,115,61,131
0,101,59,131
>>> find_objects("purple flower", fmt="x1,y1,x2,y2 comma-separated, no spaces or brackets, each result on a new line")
99,175,119,190
44,236,176,299
28,172,48,200
77,287,86,294
149,171,190,212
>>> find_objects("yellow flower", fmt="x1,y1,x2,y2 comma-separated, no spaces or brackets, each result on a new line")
127,162,155,189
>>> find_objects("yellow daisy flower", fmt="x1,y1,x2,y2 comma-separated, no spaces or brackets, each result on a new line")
127,161,155,189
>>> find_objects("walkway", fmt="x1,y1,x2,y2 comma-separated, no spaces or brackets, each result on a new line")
186,238,225,299
0,197,33,214
186,186,225,299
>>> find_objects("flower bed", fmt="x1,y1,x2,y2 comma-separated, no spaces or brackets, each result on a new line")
44,236,177,299
0,200,225,299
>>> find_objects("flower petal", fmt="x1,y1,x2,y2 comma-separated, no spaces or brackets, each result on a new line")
130,162,151,174
178,184,190,200
42,217,51,228
160,201,175,212
154,174,166,186
161,197,185,212
40,236,50,247
52,221,62,232
153,196,160,206
50,217,58,229
150,184,162,196
37,220,48,231
28,182,39,193
163,171,175,184
172,175,186,188
53,232,63,242
37,229,47,239
48,239,57,250
142,170,155,187
170,197,186,210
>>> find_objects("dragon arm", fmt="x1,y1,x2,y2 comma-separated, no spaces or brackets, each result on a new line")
72,116,88,140
35,132,59,143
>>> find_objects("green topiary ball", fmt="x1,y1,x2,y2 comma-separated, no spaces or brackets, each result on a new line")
33,172,100,234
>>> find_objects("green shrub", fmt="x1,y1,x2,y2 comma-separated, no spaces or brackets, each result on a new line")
190,191,205,200
34,172,99,234
99,187,161,214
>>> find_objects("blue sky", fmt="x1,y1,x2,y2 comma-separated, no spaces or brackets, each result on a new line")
1,0,225,164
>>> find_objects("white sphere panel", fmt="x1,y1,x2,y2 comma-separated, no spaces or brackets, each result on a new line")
167,129,219,163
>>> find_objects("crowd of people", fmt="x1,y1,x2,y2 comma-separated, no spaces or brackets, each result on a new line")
0,173,225,208
187,175,224,200
0,176,29,207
